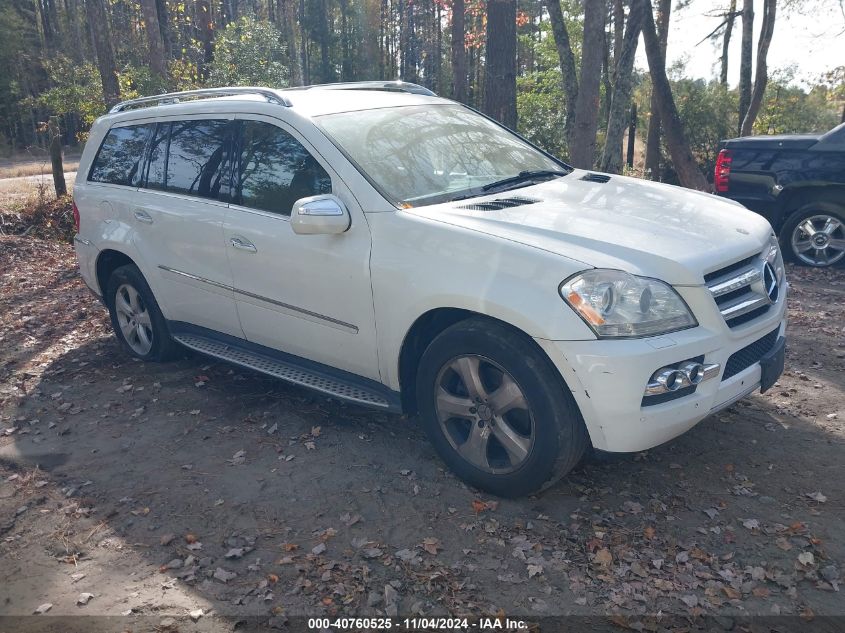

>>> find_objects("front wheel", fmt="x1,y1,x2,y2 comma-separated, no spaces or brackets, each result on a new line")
415,317,588,497
780,202,845,267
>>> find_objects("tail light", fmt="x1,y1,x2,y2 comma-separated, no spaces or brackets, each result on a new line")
714,149,732,193
72,198,80,233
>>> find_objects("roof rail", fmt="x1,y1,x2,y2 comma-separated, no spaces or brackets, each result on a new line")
286,81,437,97
109,87,291,113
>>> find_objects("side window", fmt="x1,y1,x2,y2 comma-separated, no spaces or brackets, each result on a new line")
164,119,233,199
144,123,168,191
236,120,331,215
89,124,152,186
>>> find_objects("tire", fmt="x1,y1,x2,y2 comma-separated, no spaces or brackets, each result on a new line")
779,201,845,268
106,264,177,362
415,317,588,498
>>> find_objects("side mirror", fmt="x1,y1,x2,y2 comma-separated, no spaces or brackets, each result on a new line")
290,195,351,235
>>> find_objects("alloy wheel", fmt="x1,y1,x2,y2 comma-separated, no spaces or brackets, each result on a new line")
114,283,154,355
434,355,535,474
790,214,845,267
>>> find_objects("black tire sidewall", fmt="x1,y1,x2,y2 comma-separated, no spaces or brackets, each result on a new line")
416,317,586,497
780,201,845,267
106,265,173,361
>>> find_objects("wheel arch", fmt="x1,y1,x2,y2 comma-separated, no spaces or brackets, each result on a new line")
397,308,585,426
777,185,845,229
95,249,138,304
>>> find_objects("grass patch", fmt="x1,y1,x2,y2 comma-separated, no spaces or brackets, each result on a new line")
0,190,75,243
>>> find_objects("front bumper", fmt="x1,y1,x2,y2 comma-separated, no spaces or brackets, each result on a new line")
535,283,788,453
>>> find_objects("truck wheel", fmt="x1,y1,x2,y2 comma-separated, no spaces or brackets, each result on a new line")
106,264,177,361
780,202,845,267
415,317,588,498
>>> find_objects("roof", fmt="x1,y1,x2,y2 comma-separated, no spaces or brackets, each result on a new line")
104,83,450,123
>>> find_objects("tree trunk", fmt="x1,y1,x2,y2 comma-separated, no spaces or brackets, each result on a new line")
639,0,708,191
48,116,66,198
196,0,214,81
546,0,579,148
644,0,670,180
612,0,624,81
451,0,467,102
85,0,120,109
740,0,776,136
568,0,604,168
720,0,737,86
738,0,754,135
626,103,637,169
139,0,168,84
278,0,302,86
483,0,517,129
599,0,644,174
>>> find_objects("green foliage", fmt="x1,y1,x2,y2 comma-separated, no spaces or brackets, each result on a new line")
754,69,842,135
517,70,567,159
36,58,106,136
207,17,289,88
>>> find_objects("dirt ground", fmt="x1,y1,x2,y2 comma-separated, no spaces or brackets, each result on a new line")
0,235,843,632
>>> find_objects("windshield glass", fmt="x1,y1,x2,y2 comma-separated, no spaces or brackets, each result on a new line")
317,104,567,207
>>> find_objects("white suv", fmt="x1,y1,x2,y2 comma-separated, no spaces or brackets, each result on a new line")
73,83,787,497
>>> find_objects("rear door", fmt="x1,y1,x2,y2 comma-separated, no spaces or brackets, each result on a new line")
131,116,244,338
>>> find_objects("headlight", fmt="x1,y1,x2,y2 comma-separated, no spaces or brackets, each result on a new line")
560,270,698,338
764,233,785,283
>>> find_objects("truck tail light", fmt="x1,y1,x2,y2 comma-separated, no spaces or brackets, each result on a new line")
714,149,732,193
72,198,80,233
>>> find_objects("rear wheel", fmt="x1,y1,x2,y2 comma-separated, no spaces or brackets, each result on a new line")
780,201,845,267
106,264,176,361
416,317,588,497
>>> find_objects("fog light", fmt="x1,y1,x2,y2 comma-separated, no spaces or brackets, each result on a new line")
644,360,721,396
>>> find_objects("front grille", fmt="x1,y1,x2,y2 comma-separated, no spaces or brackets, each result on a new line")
705,251,774,328
722,328,779,380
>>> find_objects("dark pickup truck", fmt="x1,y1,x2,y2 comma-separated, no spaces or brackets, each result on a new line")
715,122,845,267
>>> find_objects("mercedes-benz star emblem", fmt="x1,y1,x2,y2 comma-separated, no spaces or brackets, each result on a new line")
762,262,779,304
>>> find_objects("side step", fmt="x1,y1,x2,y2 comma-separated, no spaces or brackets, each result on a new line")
172,333,396,411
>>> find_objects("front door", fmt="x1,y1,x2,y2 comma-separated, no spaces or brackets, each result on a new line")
223,116,380,381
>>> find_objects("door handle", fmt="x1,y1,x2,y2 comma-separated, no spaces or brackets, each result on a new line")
230,237,257,253
133,210,153,224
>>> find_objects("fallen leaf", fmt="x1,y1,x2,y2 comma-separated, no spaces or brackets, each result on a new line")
34,603,52,615
643,526,656,539
798,551,815,566
805,492,827,503
593,548,612,567
185,533,198,544
77,593,94,605
742,518,760,530
282,543,298,552
421,537,440,555
527,564,543,578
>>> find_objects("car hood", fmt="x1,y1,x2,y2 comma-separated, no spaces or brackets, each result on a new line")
406,170,773,286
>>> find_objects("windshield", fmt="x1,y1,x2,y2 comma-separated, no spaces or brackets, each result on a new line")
317,104,568,207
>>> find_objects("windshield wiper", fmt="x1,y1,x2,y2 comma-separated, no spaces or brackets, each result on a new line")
481,169,569,193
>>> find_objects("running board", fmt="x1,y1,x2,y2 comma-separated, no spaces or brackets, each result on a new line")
172,333,396,411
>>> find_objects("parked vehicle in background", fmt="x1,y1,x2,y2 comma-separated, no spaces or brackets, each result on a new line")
73,83,787,497
715,122,845,267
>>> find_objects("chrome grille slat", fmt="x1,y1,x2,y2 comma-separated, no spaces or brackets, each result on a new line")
706,251,774,328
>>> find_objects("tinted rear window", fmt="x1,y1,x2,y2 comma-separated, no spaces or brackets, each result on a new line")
89,124,151,186
165,120,234,199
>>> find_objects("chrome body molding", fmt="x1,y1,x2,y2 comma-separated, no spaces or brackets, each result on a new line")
158,265,358,333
